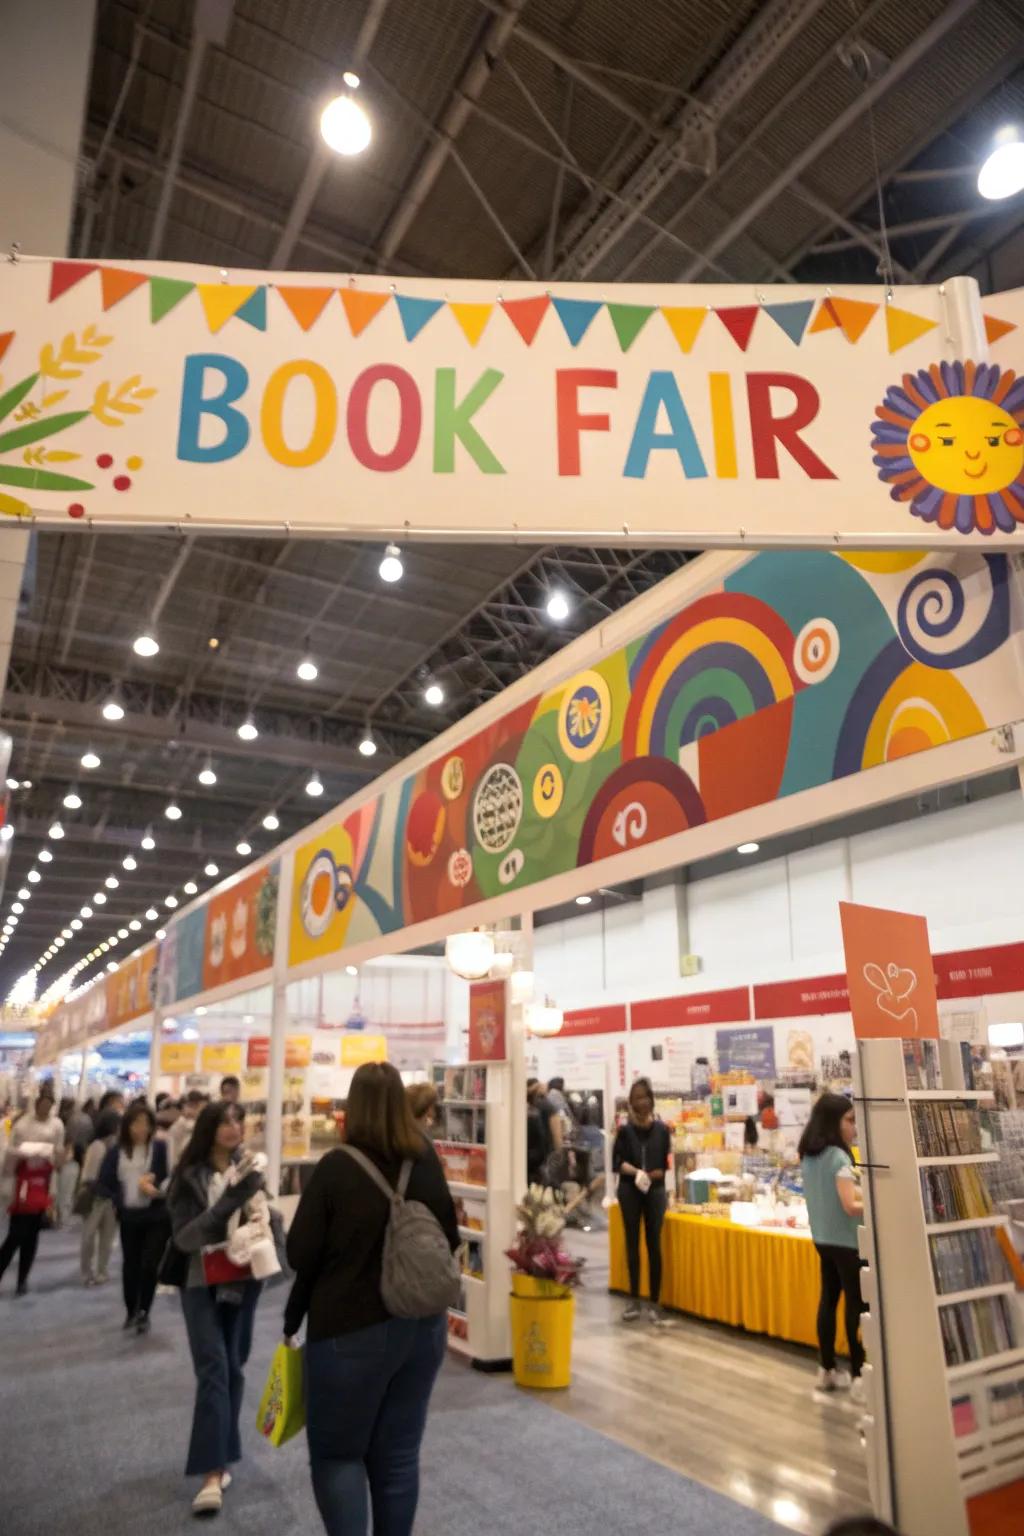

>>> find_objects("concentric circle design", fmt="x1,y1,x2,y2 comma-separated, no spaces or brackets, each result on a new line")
793,617,839,685
532,761,564,819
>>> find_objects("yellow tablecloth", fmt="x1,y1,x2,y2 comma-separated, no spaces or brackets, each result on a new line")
608,1205,848,1353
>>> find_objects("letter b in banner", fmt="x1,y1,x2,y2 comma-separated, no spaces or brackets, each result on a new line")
177,354,251,463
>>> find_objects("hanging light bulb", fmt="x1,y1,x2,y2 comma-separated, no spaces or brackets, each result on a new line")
203,862,219,879
122,855,137,871
445,929,495,981
165,800,182,821
101,694,125,722
262,812,280,832
237,715,259,742
132,633,159,658
306,771,324,797
297,656,319,682
165,895,178,909
141,830,155,850
129,919,142,932
145,908,159,922
358,727,377,757
48,821,65,840
183,880,198,896
81,749,101,770
197,761,217,786
978,126,1024,200
320,87,372,156
27,870,40,884
378,544,403,583
546,590,571,623
236,840,252,857
105,875,119,890
93,892,107,905
63,788,83,810
526,999,564,1038
423,681,445,707
38,848,52,863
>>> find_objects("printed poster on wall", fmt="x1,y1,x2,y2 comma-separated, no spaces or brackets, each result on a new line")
200,1042,243,1076
468,980,507,1063
3,261,1020,548
203,864,279,992
716,1026,776,1078
340,1033,389,1067
840,901,939,1039
159,1041,198,1074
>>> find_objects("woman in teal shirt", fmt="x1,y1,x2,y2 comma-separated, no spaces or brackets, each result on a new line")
799,1092,865,1398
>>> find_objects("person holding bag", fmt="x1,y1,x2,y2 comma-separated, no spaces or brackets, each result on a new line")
95,1101,170,1331
166,1100,282,1519
286,1060,460,1536
612,1077,672,1326
0,1090,65,1296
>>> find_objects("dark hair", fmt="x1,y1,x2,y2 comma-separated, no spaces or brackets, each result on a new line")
798,1091,854,1160
175,1100,243,1179
406,1083,438,1121
58,1096,76,1123
119,1101,156,1153
98,1089,124,1112
220,1076,240,1093
345,1062,422,1161
155,1092,170,1110
548,1077,565,1093
628,1078,654,1119
184,1089,206,1108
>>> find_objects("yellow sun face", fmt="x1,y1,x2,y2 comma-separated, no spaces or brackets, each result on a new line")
907,397,1024,496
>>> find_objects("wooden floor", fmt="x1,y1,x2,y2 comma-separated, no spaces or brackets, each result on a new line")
542,1227,871,1535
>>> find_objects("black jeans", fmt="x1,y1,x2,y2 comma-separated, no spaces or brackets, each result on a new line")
815,1242,866,1376
0,1212,44,1289
619,1180,667,1305
119,1210,169,1319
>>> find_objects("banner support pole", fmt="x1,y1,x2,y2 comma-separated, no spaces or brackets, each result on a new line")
266,857,294,1198
939,274,987,360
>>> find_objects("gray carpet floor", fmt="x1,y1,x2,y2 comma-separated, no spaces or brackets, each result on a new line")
0,1225,785,1536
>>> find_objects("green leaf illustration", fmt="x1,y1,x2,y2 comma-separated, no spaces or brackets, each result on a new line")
0,409,90,454
0,373,40,425
0,465,93,491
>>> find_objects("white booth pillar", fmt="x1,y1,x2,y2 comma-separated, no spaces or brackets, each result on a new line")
265,860,294,1195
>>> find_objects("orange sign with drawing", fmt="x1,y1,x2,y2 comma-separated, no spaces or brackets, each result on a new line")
468,980,507,1063
839,901,939,1040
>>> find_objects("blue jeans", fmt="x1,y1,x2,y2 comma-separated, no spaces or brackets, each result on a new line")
180,1283,262,1476
306,1315,447,1536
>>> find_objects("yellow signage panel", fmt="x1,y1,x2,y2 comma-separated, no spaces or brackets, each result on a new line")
340,1033,389,1067
200,1042,243,1075
160,1041,198,1073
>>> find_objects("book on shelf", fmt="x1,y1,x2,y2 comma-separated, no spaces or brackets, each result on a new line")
989,1378,1024,1425
911,1101,983,1157
930,1228,1011,1294
920,1164,995,1222
951,1394,978,1437
903,1038,943,1090
938,1294,1016,1367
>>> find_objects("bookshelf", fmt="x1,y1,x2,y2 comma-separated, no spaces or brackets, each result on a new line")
856,1036,1024,1536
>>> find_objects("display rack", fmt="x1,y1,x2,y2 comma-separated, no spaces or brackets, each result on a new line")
855,1036,1024,1536
432,1057,515,1369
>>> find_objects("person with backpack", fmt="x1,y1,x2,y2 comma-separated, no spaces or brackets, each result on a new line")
286,1060,460,1536
0,1089,65,1295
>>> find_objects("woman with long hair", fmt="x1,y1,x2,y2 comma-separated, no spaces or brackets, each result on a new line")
286,1060,459,1536
95,1100,170,1333
166,1101,268,1518
799,1091,865,1399
612,1077,672,1326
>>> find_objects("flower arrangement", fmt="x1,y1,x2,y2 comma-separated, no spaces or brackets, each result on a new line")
505,1184,584,1289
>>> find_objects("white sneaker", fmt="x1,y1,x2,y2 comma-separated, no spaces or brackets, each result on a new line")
191,1483,223,1518
647,1306,671,1328
815,1367,852,1393
849,1376,867,1405
622,1301,642,1322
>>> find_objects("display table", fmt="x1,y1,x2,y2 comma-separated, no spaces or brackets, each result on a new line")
608,1204,848,1353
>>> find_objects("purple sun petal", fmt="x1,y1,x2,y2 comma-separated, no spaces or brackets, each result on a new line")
992,497,1016,534
955,495,975,534
1002,377,1024,416
915,368,940,404
887,387,918,416
915,485,945,521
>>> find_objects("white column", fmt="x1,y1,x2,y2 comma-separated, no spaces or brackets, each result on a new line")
148,1008,163,1101
265,858,294,1196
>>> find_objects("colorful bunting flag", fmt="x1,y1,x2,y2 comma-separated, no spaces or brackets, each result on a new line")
828,296,878,343
660,306,707,353
715,305,759,352
762,299,814,346
99,268,148,312
0,332,12,367
276,286,334,331
395,295,443,342
607,302,656,353
884,305,938,354
197,284,259,335
49,262,98,302
449,302,493,347
551,296,602,347
808,300,840,335
501,295,550,346
149,276,195,324
984,313,1017,345
340,289,390,338
235,287,267,331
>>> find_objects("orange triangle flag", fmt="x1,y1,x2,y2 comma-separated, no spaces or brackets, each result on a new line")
502,295,549,346
0,332,12,367
808,299,840,334
99,267,149,311
340,289,390,338
660,306,707,353
277,286,334,332
820,296,878,343
449,302,493,347
984,313,1017,345
197,284,259,334
885,305,938,354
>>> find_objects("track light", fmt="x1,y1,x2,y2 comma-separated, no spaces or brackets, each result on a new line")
378,544,403,583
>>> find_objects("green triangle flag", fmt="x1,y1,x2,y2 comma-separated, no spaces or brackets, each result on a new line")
607,302,656,352
150,276,195,324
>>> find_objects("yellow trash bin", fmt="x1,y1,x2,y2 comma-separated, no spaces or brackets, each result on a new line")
510,1273,575,1390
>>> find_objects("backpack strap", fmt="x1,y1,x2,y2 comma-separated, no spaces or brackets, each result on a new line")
338,1144,401,1204
397,1159,414,1198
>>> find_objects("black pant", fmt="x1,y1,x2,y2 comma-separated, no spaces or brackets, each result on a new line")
815,1242,866,1376
0,1212,44,1289
619,1180,667,1305
119,1210,169,1319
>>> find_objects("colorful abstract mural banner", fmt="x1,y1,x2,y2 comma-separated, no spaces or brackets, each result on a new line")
289,548,1022,970
2,261,1021,545
157,862,279,1008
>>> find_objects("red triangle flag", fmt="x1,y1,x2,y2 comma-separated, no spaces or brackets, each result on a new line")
49,261,98,302
984,314,1017,345
99,267,149,311
715,304,759,352
0,332,13,367
502,295,550,346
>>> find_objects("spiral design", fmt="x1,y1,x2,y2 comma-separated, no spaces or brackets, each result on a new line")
897,556,1009,669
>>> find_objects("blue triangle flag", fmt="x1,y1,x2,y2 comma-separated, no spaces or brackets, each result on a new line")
395,295,444,342
762,299,814,346
235,287,267,331
551,296,602,347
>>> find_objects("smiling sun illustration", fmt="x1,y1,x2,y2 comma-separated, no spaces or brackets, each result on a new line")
872,361,1024,535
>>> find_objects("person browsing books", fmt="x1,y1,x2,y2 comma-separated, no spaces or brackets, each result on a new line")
799,1091,865,1400
612,1078,672,1326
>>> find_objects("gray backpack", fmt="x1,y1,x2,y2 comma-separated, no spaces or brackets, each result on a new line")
339,1145,461,1319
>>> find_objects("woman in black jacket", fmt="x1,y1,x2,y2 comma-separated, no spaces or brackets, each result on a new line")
612,1077,673,1326
166,1101,267,1519
95,1101,170,1334
286,1060,459,1536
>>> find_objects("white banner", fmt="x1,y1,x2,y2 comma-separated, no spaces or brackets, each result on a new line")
0,259,1021,546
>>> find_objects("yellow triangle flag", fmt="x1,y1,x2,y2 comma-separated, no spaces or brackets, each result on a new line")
197,284,258,335
660,306,707,353
449,302,493,347
885,305,938,354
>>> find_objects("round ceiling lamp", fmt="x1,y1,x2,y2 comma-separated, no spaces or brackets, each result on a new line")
978,126,1024,200
132,633,159,658
378,544,403,583
445,929,495,981
526,1000,564,1038
320,89,372,157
